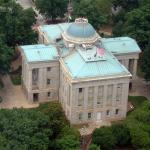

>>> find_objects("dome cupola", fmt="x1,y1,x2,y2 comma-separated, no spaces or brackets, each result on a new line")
62,18,99,44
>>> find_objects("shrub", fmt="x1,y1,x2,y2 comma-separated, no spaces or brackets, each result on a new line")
92,126,117,150
112,123,131,146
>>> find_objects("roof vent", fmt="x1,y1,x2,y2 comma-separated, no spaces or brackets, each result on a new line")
68,43,74,48
82,44,93,50
75,18,88,24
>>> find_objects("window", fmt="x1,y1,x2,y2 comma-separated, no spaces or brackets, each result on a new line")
106,110,110,116
79,88,82,93
116,84,122,102
33,93,39,102
115,109,119,115
107,85,113,105
47,67,51,71
47,92,51,97
88,112,92,119
47,79,51,85
97,86,104,105
78,99,84,106
78,113,82,120
88,87,94,107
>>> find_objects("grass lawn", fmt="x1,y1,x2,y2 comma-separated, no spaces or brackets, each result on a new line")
128,96,148,108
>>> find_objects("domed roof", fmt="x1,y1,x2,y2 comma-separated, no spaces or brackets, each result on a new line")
67,19,96,38
62,18,99,44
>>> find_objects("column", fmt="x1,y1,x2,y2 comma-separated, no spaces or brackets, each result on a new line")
124,59,129,70
94,86,98,121
28,70,32,91
112,84,117,107
133,59,138,79
39,68,43,89
122,83,129,117
103,85,108,107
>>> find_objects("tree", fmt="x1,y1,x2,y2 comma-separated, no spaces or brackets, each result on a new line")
0,108,52,150
0,0,37,47
37,102,80,150
92,126,117,150
73,0,111,30
125,101,150,149
111,0,139,11
141,46,150,81
0,39,13,74
56,126,80,150
113,4,150,49
37,102,69,138
35,0,68,21
112,123,131,146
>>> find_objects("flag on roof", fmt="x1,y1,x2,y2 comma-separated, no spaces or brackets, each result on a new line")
97,47,105,57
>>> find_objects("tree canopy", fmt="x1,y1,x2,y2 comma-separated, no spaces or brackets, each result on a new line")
92,126,117,150
112,0,150,80
92,98,150,150
0,109,52,150
0,40,13,74
0,102,80,150
141,46,150,81
0,0,37,73
0,1,37,47
35,0,68,20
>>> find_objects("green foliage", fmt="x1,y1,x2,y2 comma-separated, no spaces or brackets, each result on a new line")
37,102,80,150
92,97,150,150
0,1,37,47
112,123,130,146
37,102,69,138
35,0,68,20
125,101,150,149
89,144,101,150
111,0,139,10
73,0,111,30
0,39,13,74
128,96,148,108
112,1,150,80
92,126,117,150
55,123,80,150
141,46,150,81
56,134,80,150
0,109,52,150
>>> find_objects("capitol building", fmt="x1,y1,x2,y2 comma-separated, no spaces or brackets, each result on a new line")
20,18,141,124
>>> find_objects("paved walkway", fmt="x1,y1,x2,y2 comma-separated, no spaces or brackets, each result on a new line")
129,77,150,99
0,75,38,109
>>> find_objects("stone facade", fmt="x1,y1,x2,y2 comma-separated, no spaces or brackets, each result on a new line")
21,54,59,103
59,59,130,124
21,19,141,124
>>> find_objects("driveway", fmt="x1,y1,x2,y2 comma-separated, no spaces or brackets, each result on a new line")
129,77,150,99
0,75,38,109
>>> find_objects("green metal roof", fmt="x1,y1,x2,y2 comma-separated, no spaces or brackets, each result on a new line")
63,47,130,79
101,37,141,54
41,23,71,41
21,44,58,62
